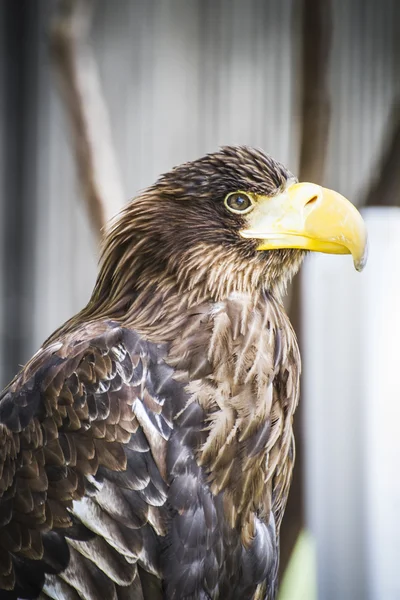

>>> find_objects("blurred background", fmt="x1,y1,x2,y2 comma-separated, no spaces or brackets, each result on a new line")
0,0,399,599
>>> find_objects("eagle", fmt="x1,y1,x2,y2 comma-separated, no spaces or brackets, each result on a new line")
0,146,366,600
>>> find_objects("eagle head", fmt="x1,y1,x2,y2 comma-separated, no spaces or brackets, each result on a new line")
88,146,367,323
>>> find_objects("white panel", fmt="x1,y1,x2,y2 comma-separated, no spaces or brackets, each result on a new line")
301,207,400,600
363,209,400,600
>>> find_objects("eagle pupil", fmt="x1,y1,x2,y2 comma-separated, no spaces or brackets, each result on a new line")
228,193,251,211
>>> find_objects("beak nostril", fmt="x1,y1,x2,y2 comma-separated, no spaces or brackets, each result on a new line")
305,195,318,207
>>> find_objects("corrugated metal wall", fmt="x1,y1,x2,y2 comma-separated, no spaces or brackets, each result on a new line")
326,0,400,201
92,0,298,190
1,0,396,380
16,0,299,380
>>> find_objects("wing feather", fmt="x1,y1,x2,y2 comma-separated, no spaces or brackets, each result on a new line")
0,321,182,599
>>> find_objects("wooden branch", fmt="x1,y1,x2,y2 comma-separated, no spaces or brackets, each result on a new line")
298,0,332,183
363,99,400,206
50,0,125,241
280,0,333,578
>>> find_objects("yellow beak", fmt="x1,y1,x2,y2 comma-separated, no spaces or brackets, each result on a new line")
240,182,368,271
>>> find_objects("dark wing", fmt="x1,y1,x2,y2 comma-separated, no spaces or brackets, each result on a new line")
0,321,185,600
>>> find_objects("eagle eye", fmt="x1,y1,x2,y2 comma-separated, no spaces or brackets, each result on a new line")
224,192,254,214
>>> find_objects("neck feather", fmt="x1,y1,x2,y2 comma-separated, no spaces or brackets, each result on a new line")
48,192,304,343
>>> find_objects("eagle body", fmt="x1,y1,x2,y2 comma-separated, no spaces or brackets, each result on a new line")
0,147,366,599
0,292,298,600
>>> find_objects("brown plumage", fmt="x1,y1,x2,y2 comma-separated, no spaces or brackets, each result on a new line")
0,146,366,600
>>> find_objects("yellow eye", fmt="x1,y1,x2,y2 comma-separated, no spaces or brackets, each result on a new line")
224,192,254,214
